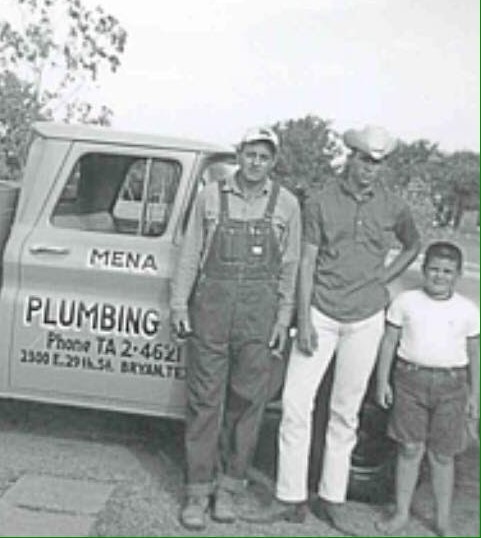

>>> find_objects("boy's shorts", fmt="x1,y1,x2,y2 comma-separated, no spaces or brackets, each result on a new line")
388,357,469,457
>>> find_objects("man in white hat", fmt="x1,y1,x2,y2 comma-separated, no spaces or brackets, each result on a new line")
170,126,301,530
261,125,421,533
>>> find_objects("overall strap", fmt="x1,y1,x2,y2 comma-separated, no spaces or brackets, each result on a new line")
218,180,229,222
264,181,281,221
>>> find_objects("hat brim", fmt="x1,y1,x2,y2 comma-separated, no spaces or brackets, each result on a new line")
343,129,397,160
240,137,279,153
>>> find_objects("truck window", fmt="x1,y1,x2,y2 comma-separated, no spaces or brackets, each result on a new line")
181,156,237,233
51,153,181,237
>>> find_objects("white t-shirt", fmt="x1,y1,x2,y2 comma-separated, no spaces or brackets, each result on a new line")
387,289,480,368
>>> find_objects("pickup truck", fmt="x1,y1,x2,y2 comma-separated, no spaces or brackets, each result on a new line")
2,121,478,501
0,121,236,419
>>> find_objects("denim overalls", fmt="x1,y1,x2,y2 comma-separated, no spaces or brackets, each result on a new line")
185,179,282,493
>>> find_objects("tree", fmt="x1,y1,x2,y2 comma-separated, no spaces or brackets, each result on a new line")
270,115,342,203
0,71,43,180
0,0,127,179
428,151,479,228
384,139,439,192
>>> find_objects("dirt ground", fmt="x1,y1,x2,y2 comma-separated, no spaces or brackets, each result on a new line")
0,399,478,537
0,224,478,536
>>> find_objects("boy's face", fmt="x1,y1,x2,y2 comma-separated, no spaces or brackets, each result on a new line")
423,256,460,299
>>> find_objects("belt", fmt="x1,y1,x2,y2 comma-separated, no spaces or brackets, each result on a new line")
396,356,468,373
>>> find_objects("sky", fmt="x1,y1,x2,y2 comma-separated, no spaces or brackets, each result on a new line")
11,0,481,152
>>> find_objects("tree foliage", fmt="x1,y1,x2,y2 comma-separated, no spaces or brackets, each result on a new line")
0,71,43,179
269,115,479,229
384,139,439,190
0,0,127,179
270,115,342,200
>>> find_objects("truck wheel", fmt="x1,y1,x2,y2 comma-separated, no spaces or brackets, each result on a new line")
347,401,396,503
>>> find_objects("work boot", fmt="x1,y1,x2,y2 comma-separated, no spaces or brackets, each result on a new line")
179,495,209,530
212,488,236,523
241,497,308,524
312,497,360,536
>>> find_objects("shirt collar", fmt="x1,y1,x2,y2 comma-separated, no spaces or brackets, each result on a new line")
223,171,272,198
339,175,378,202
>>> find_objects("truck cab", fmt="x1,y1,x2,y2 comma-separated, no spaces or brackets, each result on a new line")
0,122,236,419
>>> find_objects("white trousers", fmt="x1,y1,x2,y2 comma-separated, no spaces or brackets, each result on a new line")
276,307,384,503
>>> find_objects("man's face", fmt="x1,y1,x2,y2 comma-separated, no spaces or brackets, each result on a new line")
423,256,460,299
348,151,384,190
237,141,276,184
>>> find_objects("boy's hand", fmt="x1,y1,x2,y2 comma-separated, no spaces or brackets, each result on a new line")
465,394,479,443
376,382,393,409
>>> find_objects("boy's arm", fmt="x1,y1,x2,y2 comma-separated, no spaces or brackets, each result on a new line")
466,335,480,418
376,322,402,409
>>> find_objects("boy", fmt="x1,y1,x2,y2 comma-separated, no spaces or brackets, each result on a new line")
376,241,479,536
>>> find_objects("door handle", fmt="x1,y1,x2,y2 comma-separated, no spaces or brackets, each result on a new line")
29,245,71,255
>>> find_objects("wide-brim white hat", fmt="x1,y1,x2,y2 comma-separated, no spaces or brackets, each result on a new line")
343,125,397,160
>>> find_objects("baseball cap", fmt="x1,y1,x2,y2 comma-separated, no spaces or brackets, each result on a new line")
240,126,279,153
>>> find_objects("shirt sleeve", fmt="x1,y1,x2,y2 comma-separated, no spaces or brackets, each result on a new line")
276,194,302,326
393,200,420,248
169,190,206,315
302,194,322,247
386,293,405,327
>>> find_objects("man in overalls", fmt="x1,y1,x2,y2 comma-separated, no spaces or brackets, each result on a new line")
170,127,301,530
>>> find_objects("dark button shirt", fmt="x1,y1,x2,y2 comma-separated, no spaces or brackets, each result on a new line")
303,177,420,322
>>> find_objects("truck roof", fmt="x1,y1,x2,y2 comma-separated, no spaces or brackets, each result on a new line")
33,121,235,155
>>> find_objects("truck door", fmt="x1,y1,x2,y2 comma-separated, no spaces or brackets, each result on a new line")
9,143,198,418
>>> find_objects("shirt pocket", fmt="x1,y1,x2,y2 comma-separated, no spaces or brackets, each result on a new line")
271,215,287,247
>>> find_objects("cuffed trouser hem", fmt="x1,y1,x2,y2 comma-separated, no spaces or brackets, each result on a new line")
276,494,309,504
217,474,246,493
186,482,214,497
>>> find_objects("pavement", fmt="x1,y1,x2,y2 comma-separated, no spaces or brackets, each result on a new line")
0,430,140,536
0,404,478,537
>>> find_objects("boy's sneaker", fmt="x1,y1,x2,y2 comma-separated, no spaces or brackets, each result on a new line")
180,495,209,530
212,489,236,523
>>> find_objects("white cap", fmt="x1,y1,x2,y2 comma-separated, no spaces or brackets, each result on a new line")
240,126,279,153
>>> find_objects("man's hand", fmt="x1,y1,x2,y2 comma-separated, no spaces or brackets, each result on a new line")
296,318,318,356
466,392,479,420
269,322,288,359
376,382,393,409
171,310,192,339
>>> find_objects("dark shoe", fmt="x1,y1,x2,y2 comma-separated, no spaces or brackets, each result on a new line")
241,498,308,524
313,498,360,536
180,495,209,530
212,489,236,523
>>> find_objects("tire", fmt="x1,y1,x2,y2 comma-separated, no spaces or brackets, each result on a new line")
347,402,396,503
